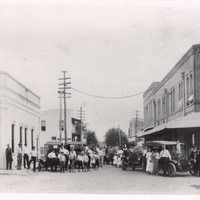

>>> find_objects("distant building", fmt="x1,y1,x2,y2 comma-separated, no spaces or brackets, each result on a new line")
40,109,86,148
138,44,200,157
128,118,144,141
0,72,40,169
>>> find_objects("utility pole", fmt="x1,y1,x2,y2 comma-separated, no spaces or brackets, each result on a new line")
135,110,139,142
58,71,71,144
58,89,63,142
77,106,85,142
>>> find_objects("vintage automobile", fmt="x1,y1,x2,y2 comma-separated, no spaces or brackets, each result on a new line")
145,140,189,177
121,146,143,170
38,141,61,171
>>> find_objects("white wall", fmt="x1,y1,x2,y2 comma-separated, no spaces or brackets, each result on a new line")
0,72,40,169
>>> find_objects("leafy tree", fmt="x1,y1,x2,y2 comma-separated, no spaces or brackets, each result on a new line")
86,130,98,145
105,128,128,147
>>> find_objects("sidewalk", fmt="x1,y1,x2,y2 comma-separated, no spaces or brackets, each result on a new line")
0,168,34,176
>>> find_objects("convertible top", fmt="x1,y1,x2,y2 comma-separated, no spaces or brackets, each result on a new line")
145,140,184,146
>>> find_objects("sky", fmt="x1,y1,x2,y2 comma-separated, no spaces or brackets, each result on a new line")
1,0,200,141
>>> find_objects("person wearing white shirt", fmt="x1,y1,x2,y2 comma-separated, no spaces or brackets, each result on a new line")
48,150,57,172
29,146,37,172
63,147,69,171
159,145,171,176
17,143,22,170
23,144,29,169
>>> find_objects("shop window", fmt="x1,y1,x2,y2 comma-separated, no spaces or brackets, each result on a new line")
41,120,46,131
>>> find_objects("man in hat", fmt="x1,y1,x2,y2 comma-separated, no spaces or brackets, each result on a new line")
159,145,171,176
23,144,30,169
17,143,22,170
5,144,13,170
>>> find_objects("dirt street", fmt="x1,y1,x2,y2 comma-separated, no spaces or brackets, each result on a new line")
0,165,200,194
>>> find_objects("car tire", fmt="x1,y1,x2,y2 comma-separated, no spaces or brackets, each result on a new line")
167,163,176,177
122,162,127,170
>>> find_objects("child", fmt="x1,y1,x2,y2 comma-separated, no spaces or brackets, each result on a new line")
113,153,118,167
77,152,83,172
83,152,89,172
95,153,100,170
58,151,66,173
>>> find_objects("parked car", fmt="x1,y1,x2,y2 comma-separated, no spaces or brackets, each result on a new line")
38,141,61,171
121,146,143,170
145,140,189,177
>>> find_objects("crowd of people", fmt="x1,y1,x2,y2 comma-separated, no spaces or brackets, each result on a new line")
142,145,171,176
5,143,38,172
45,143,104,173
5,140,200,177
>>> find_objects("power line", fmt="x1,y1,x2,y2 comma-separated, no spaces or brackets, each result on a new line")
72,87,146,99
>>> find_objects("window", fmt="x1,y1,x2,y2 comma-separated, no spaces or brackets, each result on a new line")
31,129,34,150
172,88,175,113
52,136,57,140
162,95,166,119
190,73,193,95
41,120,46,131
179,81,183,100
157,99,161,121
24,128,27,145
19,126,22,144
11,124,15,153
186,76,190,100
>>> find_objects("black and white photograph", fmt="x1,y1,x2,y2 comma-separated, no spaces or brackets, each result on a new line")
1,0,200,198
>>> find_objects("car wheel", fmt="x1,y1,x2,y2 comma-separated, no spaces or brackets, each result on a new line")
189,161,197,176
122,162,127,170
167,163,176,177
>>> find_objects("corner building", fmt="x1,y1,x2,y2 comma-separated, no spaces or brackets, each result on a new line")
138,44,200,157
0,72,40,169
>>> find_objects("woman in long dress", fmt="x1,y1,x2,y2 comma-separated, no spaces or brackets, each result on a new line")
146,148,153,174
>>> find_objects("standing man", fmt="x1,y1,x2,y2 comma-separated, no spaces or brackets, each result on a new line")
23,144,29,169
17,143,22,170
63,146,69,171
142,145,147,172
5,144,12,170
159,145,171,176
29,146,37,172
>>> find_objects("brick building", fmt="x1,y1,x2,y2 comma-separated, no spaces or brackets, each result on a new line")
138,44,200,157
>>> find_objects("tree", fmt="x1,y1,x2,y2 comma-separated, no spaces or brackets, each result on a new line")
104,128,128,147
86,130,98,146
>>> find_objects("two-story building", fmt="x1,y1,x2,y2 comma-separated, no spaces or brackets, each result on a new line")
0,71,40,169
138,44,200,156
40,109,86,149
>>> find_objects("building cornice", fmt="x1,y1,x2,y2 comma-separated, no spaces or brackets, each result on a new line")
0,71,40,100
152,44,200,95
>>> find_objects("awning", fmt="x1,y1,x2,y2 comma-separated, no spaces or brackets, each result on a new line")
138,112,200,137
